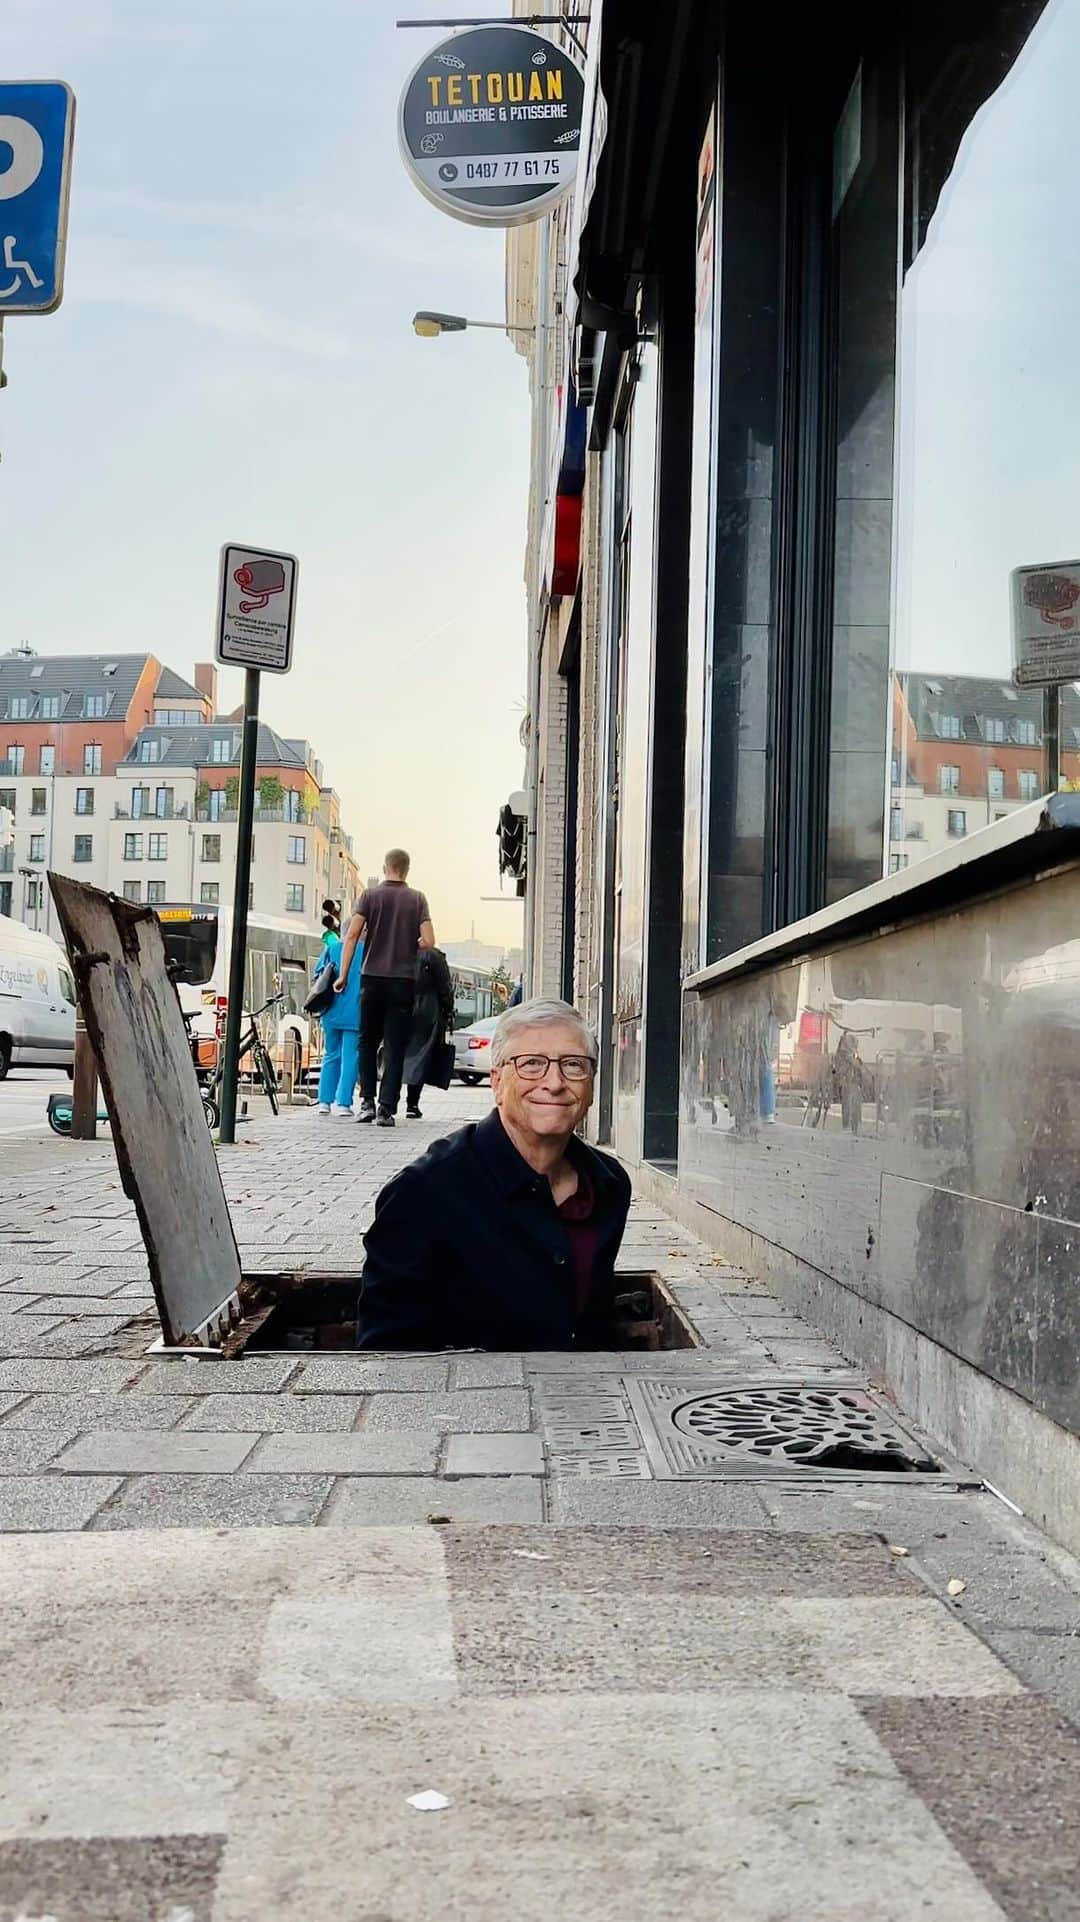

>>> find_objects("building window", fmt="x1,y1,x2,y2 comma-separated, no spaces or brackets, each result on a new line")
287,835,306,864
122,881,142,903
284,789,301,822
83,693,107,719
285,883,304,913
947,809,967,837
1018,769,1040,802
30,788,46,816
147,832,167,861
1015,720,1038,747
147,880,166,905
26,879,42,911
249,882,254,909
938,714,962,740
39,745,55,775
131,786,150,818
137,739,160,764
210,737,232,763
939,765,960,795
987,768,1005,800
4,746,24,775
28,834,45,862
0,787,14,819
75,787,94,816
201,833,221,863
889,806,903,842
200,881,220,906
982,716,1006,743
123,833,144,861
73,835,93,863
39,694,61,720
208,789,224,821
154,787,173,819
84,744,102,775
0,882,10,916
9,697,31,720
889,852,909,874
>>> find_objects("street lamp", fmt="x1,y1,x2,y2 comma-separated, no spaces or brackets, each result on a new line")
412,309,536,338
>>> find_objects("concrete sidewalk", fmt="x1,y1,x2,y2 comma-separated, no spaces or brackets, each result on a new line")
1,1087,1079,1919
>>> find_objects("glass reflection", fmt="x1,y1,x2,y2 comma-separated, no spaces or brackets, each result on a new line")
890,0,1080,871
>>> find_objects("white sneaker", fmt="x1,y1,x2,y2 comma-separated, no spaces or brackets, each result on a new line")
315,1102,332,1115
331,1104,352,1117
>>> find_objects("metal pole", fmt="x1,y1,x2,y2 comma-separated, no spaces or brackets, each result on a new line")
1045,684,1061,797
218,668,260,1143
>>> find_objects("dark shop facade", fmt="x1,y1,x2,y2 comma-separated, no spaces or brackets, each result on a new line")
548,0,1080,1538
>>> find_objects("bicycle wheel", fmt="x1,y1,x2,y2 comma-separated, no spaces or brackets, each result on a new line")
257,1043,279,1115
202,1092,219,1131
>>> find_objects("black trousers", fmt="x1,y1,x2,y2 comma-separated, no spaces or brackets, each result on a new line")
360,977,414,1116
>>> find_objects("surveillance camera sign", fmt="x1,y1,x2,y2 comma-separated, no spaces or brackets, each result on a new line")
399,24,585,228
1011,559,1080,687
216,543,298,675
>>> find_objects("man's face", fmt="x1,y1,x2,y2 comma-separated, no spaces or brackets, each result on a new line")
492,1021,595,1141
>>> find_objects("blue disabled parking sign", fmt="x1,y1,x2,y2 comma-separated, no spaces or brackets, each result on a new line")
0,82,75,314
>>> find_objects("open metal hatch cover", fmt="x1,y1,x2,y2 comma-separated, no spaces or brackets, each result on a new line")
50,874,241,1346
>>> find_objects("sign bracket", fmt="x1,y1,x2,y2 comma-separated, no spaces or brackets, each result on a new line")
396,14,590,58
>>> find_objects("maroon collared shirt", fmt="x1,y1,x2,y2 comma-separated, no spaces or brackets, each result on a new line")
557,1167,600,1317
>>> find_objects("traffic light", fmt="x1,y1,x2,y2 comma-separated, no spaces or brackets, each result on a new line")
497,805,526,881
322,897,341,934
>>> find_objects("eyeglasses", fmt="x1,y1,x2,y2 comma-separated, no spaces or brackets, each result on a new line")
505,1053,597,1083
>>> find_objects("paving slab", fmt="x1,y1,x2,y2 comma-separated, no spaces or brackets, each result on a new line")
54,1431,259,1475
92,1473,333,1530
364,1388,531,1433
452,1355,526,1388
0,1475,122,1531
322,1475,545,1526
0,1429,82,1473
291,1355,451,1392
0,1391,196,1430
0,1358,144,1393
178,1391,364,1432
445,1433,544,1476
248,1431,441,1474
136,1357,301,1395
550,1481,772,1527
0,1835,224,1922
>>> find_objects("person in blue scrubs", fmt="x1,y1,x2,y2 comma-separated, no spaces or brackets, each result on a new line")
315,915,362,1115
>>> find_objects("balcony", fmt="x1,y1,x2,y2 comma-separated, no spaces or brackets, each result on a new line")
194,805,316,826
113,803,190,821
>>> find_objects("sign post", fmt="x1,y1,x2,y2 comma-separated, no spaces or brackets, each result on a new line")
1011,560,1080,796
214,543,298,1143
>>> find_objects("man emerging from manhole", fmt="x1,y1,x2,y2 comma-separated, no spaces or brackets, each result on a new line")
356,998,631,1349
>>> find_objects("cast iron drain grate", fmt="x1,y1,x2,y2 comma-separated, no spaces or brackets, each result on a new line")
626,1378,974,1483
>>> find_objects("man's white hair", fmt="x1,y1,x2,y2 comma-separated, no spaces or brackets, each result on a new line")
491,996,598,1070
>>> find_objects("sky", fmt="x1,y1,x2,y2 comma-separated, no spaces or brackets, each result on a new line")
0,0,531,948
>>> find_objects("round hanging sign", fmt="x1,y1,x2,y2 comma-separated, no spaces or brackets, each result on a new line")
399,24,585,229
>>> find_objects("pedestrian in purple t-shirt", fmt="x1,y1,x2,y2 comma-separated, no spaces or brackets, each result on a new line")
335,848,435,1127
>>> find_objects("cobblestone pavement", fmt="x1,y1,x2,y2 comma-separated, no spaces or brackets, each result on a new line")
1,1086,1079,1919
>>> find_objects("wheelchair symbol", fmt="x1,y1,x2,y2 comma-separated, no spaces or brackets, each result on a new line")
0,235,44,300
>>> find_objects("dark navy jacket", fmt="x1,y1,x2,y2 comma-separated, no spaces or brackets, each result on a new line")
357,1109,632,1350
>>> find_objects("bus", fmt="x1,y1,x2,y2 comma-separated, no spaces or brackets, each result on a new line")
156,903,328,1085
449,963,509,1029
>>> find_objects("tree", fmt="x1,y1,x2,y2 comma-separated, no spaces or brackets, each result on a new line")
224,776,240,811
258,775,283,811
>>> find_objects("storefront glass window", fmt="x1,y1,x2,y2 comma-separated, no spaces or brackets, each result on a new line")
890,0,1076,863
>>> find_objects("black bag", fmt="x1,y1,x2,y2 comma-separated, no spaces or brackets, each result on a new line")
304,959,337,1017
428,1039,456,1090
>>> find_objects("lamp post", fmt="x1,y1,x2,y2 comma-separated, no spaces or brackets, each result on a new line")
412,310,536,338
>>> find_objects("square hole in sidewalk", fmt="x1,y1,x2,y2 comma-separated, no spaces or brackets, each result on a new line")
144,1271,699,1357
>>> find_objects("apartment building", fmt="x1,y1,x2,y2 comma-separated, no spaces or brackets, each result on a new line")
0,650,359,935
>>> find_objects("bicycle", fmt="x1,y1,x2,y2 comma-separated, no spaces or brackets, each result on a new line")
209,991,283,1118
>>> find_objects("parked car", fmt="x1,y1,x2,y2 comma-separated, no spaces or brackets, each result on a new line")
453,1014,498,1084
0,912,77,1079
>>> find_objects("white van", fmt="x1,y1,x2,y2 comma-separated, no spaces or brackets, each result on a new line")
0,913,77,1078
